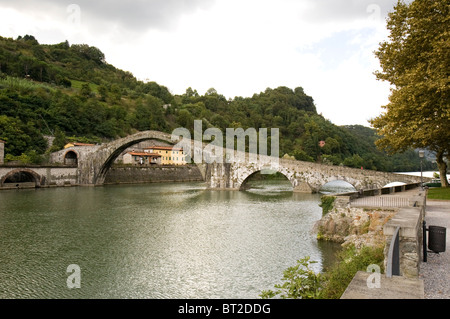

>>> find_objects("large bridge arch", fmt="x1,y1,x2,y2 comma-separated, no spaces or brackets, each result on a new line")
77,130,203,185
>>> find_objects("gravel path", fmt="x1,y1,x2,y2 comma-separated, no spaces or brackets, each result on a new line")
419,200,450,299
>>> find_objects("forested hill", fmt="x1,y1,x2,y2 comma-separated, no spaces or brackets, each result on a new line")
0,35,431,172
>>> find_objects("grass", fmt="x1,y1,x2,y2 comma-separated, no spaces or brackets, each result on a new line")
0,75,56,92
70,79,99,93
427,187,450,200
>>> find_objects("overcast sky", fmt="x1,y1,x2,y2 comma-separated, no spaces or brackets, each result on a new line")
0,0,404,126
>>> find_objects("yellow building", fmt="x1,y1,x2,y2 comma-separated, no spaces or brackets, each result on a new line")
64,142,95,148
123,152,161,166
144,146,186,165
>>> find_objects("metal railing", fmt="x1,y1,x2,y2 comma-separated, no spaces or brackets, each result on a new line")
351,196,410,208
386,226,400,278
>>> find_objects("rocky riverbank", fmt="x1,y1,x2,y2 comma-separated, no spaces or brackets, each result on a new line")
314,196,398,249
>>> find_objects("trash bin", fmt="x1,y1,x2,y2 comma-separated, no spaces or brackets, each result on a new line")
428,226,446,253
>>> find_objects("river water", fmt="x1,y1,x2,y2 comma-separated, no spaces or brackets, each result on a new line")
0,180,341,299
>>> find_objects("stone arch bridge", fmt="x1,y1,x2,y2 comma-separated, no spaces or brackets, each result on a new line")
0,130,426,192
71,130,425,193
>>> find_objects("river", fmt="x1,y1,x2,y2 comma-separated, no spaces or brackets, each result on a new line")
0,180,342,299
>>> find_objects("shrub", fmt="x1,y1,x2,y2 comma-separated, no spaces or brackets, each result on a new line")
260,245,385,299
260,256,323,299
319,195,335,216
320,245,385,299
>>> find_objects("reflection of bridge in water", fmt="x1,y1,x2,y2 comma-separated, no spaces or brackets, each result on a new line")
0,130,429,192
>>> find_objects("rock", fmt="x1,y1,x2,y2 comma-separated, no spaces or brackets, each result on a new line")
315,203,397,249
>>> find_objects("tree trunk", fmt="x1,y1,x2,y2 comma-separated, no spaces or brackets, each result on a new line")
436,149,449,187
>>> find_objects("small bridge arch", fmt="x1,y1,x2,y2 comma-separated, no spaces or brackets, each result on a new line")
0,168,45,187
239,169,294,191
319,179,358,194
64,150,78,165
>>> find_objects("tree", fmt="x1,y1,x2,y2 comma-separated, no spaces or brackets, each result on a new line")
343,154,364,169
370,0,449,186
80,83,92,98
97,84,108,101
71,44,106,64
176,109,193,129
49,127,66,152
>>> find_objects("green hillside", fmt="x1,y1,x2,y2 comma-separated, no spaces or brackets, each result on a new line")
0,35,433,171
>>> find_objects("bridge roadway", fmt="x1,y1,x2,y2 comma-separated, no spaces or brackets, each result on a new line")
1,130,428,192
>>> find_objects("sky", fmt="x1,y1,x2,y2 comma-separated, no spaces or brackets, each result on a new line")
0,0,404,126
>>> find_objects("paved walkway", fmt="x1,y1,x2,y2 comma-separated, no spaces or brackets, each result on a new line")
419,199,450,299
341,272,424,299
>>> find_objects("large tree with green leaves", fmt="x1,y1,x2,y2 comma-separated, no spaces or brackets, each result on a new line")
370,0,449,186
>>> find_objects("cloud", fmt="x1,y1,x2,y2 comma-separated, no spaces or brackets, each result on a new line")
0,0,400,126
0,0,214,33
298,0,398,23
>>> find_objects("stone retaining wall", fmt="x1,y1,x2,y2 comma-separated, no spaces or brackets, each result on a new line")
383,194,426,278
103,165,204,184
